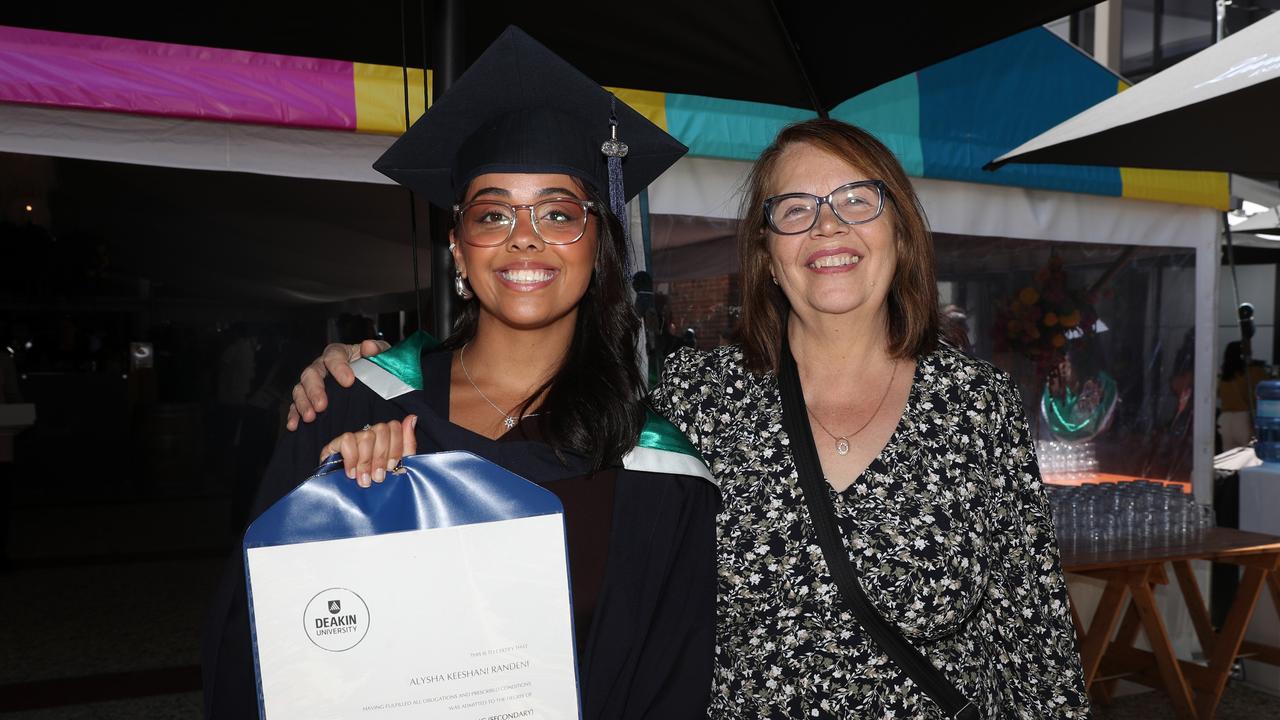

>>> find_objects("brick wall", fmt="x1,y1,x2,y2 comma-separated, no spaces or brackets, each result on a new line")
658,273,741,350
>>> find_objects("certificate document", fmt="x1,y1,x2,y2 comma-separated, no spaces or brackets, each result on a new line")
246,512,579,719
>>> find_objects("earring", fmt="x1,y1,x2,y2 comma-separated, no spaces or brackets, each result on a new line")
448,242,457,252
454,271,473,300
771,275,779,285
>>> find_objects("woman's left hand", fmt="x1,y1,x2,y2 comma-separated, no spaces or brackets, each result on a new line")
319,415,418,488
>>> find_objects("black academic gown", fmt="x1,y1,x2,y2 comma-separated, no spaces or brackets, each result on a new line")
201,350,718,719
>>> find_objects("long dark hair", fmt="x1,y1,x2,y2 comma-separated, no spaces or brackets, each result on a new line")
1221,340,1246,382
441,183,645,469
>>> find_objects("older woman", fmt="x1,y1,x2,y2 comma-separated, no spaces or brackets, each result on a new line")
650,119,1088,718
292,119,1089,718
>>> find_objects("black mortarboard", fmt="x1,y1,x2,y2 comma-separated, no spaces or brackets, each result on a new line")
373,26,687,218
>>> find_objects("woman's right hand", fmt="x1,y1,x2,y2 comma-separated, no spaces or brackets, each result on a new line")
288,339,389,431
319,415,418,488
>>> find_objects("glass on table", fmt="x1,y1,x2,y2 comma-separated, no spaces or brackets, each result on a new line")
1196,503,1216,537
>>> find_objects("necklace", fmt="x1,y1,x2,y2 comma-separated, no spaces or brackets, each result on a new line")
805,360,898,456
459,343,539,430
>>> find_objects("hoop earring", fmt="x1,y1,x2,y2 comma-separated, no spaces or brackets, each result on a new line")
454,271,474,300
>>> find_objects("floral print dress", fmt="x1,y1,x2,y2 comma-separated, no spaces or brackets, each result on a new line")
649,344,1090,719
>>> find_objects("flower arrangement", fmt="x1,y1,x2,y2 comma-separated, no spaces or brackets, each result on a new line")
992,255,1099,377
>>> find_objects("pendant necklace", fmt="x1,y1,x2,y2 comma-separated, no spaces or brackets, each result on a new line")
459,343,539,430
805,360,898,456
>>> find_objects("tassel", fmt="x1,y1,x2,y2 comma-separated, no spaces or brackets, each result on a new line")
601,96,630,244
608,153,627,240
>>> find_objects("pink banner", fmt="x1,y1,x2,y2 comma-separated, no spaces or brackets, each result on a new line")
0,26,357,130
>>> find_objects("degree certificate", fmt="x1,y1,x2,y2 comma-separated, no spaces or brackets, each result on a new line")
246,512,578,719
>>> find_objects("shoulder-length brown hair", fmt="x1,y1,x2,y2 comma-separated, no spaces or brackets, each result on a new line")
736,118,939,373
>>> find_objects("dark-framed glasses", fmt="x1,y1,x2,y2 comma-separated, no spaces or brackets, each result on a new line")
452,198,596,247
763,180,888,235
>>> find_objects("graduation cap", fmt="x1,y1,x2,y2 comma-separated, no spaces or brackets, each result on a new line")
373,25,687,229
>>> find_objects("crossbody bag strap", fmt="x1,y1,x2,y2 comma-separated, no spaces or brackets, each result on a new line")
777,336,979,720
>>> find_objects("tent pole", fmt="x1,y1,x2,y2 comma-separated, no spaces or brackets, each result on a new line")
429,0,465,336
399,0,425,332
767,0,827,119
1222,211,1257,431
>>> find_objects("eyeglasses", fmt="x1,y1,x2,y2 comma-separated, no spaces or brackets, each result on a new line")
452,198,597,247
762,180,887,235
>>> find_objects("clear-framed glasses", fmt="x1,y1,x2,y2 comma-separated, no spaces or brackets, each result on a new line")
762,180,888,235
452,198,597,247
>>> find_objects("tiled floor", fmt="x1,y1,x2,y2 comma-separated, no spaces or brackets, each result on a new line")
1,560,221,685
5,692,203,720
2,478,230,719
1094,683,1280,719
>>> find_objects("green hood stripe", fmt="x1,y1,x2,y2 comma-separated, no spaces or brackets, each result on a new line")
637,410,702,460
368,329,438,391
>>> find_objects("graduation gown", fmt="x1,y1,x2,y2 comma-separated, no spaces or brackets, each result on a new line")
201,335,719,719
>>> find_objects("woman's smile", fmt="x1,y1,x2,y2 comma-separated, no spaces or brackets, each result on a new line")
805,247,863,272
495,262,560,290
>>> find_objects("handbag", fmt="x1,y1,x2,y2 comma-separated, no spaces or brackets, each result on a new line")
777,337,980,720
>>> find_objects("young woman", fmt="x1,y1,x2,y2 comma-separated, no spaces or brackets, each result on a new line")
201,27,717,720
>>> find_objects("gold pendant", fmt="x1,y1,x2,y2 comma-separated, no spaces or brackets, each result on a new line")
835,437,850,455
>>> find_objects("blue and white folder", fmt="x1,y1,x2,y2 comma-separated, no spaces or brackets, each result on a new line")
244,451,580,720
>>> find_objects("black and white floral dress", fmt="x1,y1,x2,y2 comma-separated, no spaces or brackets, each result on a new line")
650,344,1090,719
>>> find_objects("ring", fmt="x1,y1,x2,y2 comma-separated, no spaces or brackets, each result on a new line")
362,424,373,431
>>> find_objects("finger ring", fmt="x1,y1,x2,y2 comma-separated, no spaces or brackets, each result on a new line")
362,424,373,431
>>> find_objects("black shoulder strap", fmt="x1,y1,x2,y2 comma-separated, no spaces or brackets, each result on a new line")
777,335,979,720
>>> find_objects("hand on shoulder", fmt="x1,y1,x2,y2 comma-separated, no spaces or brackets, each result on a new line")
287,339,389,430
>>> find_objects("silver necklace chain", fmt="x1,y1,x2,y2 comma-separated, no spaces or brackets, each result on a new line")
805,360,898,456
459,342,540,430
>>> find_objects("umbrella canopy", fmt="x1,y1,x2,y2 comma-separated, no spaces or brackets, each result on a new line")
0,2,1094,114
1233,206,1280,235
988,12,1280,178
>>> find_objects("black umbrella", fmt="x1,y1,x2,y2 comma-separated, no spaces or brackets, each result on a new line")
417,1,1096,329
445,2,1097,112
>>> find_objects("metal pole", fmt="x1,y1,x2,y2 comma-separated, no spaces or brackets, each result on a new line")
399,0,424,331
1215,2,1251,435
767,0,827,119
1223,212,1258,431
1093,1,1123,73
430,0,464,336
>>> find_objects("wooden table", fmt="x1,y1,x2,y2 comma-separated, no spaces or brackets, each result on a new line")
1062,528,1280,719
